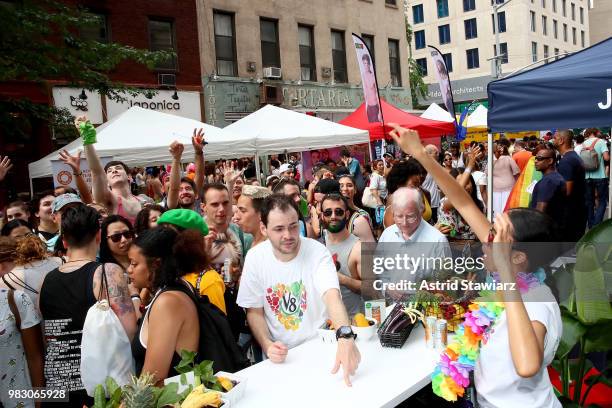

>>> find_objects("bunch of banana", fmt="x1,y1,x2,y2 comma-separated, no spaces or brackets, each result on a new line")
217,376,234,392
181,385,222,408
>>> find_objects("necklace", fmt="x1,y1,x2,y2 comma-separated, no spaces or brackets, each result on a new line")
64,258,95,264
431,269,546,401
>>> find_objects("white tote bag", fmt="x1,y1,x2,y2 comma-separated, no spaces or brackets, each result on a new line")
80,264,134,396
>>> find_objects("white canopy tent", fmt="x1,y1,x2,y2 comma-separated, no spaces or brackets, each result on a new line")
465,104,488,129
223,104,370,155
420,103,455,123
28,107,254,180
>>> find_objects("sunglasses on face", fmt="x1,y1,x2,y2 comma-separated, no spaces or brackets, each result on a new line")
107,230,134,243
322,208,346,217
534,155,553,161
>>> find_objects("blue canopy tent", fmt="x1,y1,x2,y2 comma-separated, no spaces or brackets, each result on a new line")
488,37,612,133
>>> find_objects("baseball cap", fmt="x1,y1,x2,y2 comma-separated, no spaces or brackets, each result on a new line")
314,178,341,194
51,193,82,214
278,163,293,174
157,209,209,236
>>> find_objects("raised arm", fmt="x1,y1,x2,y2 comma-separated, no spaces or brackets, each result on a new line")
192,128,206,197
166,141,184,209
76,117,114,209
58,150,93,204
388,124,491,242
0,155,13,183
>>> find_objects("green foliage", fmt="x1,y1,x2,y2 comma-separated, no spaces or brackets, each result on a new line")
175,350,224,392
0,0,174,140
403,14,427,108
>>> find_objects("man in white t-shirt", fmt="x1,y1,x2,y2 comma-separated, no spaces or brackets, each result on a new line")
237,194,361,385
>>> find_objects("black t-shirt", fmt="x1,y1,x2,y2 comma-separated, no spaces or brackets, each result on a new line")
36,229,58,241
530,171,567,222
557,151,586,212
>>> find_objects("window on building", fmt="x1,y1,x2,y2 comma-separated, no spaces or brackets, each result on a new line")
463,0,476,12
492,11,506,33
443,53,453,72
213,11,237,76
563,23,568,41
581,30,585,47
415,30,426,49
385,0,397,5
494,42,509,64
416,58,427,76
260,19,280,69
148,19,177,71
562,0,566,16
388,39,402,86
466,48,479,69
571,3,575,20
298,25,316,81
532,41,538,62
331,30,347,83
554,47,559,59
81,12,110,43
362,34,375,64
438,24,451,44
542,16,547,35
552,0,557,12
572,27,576,45
580,7,584,24
412,4,424,24
542,0,546,7
437,0,449,18
553,19,558,38
464,18,478,39
530,11,536,32
543,45,549,61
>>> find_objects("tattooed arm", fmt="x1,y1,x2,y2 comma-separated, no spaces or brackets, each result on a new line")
93,263,137,341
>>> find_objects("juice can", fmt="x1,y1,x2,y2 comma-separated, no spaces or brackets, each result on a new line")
425,316,437,349
435,319,448,350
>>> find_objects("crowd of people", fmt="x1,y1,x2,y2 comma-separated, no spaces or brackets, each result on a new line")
0,118,610,407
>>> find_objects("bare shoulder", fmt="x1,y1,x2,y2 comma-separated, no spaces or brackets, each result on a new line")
151,290,197,321
93,263,129,300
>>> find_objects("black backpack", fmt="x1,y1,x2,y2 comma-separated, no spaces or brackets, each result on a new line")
165,281,249,373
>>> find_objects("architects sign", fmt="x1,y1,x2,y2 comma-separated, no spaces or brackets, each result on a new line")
52,87,202,123
419,75,492,105
204,78,412,127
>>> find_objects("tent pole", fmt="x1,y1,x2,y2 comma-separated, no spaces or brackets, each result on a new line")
254,151,262,185
368,141,373,163
29,176,34,198
608,157,611,220
487,132,493,222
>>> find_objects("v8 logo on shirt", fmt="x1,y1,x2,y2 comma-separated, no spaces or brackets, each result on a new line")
266,281,308,331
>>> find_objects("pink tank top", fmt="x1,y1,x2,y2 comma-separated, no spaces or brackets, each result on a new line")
116,195,138,226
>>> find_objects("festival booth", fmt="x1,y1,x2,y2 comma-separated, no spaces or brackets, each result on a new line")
489,37,612,215
223,104,370,180
339,99,456,141
420,103,454,123
28,107,254,186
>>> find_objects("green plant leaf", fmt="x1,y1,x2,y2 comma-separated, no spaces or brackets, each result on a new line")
156,382,181,408
584,371,612,388
175,350,197,374
105,377,119,396
179,385,193,402
558,396,581,408
574,244,612,324
584,319,612,353
556,307,587,359
93,384,106,408
107,388,122,408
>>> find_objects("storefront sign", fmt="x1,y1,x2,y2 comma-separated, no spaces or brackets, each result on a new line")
106,90,201,121
204,78,412,127
50,156,112,190
419,75,492,105
53,87,202,123
52,88,104,124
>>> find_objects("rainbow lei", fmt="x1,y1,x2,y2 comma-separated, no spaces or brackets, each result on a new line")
431,271,545,401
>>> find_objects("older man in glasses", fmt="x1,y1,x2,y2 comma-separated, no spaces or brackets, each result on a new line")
377,187,450,298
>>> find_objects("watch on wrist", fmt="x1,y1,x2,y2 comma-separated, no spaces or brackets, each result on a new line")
335,325,357,341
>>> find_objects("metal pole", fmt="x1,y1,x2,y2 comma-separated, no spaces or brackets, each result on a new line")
487,133,494,221
493,5,501,78
254,151,262,185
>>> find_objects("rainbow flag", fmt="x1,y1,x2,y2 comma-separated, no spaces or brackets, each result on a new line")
504,156,542,210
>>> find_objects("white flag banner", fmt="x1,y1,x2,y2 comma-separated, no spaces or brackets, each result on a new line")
352,34,383,123
428,46,456,120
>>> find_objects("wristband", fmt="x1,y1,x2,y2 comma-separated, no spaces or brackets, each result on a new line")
73,171,83,176
464,167,472,175
78,121,97,145
131,295,141,300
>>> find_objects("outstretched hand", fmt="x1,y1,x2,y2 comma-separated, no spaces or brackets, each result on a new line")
169,141,184,161
0,156,13,182
192,128,206,153
59,149,82,173
387,123,425,158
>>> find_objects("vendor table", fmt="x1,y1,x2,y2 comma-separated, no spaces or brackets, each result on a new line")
233,325,439,408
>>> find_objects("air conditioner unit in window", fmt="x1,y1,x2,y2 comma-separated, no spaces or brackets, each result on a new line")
158,73,176,87
260,84,282,105
263,67,282,79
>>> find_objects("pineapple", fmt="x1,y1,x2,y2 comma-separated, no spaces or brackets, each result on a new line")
122,373,156,408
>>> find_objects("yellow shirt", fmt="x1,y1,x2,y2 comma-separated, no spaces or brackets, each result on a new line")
183,269,227,315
